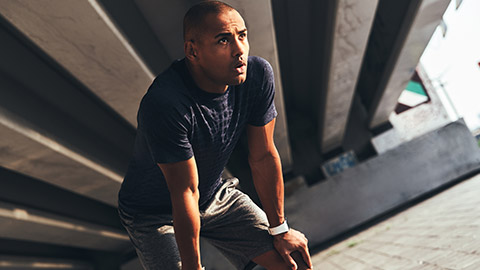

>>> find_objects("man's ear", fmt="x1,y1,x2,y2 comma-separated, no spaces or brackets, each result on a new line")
184,40,197,62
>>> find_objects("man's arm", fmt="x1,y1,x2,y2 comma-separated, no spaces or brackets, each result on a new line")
158,157,202,270
247,118,313,269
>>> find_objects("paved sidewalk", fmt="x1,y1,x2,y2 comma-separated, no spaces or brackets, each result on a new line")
311,173,480,270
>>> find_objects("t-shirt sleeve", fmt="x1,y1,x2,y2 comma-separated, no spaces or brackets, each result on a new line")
138,94,193,164
248,59,278,126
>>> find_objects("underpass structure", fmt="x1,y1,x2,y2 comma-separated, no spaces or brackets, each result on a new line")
1,0,475,269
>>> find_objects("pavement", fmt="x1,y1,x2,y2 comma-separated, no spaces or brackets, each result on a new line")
311,173,480,270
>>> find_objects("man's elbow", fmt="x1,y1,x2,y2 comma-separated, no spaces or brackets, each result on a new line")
170,186,200,205
248,150,280,167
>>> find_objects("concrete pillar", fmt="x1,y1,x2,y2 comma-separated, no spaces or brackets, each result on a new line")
320,0,379,153
369,0,450,129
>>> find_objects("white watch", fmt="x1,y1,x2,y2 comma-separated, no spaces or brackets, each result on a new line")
268,220,289,235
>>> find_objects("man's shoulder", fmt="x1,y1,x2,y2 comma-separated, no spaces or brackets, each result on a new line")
153,61,188,93
248,56,273,74
139,61,193,116
246,56,274,87
146,62,190,103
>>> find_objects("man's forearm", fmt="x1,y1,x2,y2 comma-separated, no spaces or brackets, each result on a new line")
171,191,202,270
250,151,314,269
249,149,285,227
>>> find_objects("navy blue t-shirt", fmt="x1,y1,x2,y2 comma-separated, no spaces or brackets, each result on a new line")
118,56,277,214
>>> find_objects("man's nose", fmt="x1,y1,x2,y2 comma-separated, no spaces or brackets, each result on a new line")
232,37,247,57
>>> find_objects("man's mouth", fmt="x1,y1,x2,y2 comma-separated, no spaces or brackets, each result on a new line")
234,62,247,74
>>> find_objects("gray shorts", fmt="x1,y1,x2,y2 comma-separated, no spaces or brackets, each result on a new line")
118,178,274,270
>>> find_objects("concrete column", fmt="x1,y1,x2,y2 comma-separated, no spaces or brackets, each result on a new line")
369,0,450,129
320,0,379,153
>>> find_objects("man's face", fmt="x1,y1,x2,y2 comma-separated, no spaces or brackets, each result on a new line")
193,10,249,88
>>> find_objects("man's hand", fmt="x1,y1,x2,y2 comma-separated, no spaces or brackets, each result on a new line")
273,229,313,270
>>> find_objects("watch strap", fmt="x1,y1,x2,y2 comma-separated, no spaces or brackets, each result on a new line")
268,220,289,235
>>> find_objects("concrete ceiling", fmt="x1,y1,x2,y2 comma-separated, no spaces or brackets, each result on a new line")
0,0,450,268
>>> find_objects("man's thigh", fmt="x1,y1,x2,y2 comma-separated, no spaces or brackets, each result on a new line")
200,178,275,270
118,207,181,270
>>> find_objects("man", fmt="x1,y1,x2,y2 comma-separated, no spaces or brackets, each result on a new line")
118,1,312,269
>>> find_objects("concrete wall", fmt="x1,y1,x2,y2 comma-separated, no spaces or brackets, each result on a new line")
286,120,480,247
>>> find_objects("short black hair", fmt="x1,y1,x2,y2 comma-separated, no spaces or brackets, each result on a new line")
183,1,237,41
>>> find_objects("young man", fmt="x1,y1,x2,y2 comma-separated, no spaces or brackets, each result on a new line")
118,1,312,269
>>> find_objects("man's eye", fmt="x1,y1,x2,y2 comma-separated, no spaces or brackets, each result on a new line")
239,33,247,39
218,38,228,44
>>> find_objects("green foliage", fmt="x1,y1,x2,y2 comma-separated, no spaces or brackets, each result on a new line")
347,241,360,248
327,249,340,256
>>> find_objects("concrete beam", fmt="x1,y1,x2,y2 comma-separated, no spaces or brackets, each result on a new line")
369,0,450,129
0,201,130,252
320,0,378,153
0,0,154,126
0,116,121,206
96,0,173,75
0,65,123,206
132,0,190,60
0,17,137,206
0,167,122,229
0,256,93,270
0,18,136,162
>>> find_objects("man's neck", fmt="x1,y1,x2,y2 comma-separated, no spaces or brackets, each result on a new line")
185,59,228,94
